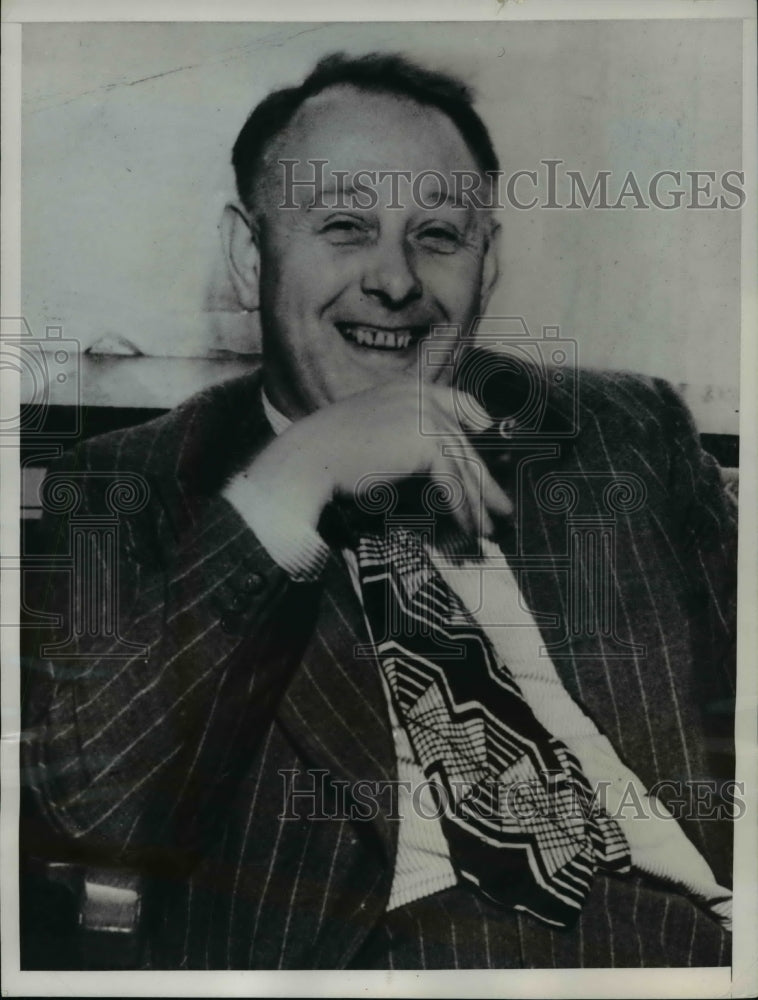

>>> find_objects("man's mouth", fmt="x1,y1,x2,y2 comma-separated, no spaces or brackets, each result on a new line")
336,322,425,351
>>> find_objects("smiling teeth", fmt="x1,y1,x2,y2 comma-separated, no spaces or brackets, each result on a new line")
343,325,413,349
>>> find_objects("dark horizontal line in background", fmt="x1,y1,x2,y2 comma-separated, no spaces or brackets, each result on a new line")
19,405,168,462
700,434,739,470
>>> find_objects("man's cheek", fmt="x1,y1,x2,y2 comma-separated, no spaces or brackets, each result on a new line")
420,254,483,304
290,245,359,295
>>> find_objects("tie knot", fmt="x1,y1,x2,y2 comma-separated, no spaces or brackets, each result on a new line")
357,528,436,600
360,526,429,567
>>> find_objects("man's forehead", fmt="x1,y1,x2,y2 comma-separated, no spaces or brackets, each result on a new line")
268,83,481,175
288,82,423,127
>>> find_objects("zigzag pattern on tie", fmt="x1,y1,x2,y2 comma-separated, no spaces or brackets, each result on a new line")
357,529,631,927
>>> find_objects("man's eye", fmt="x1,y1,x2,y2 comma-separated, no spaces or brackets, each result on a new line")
319,218,369,243
415,227,462,253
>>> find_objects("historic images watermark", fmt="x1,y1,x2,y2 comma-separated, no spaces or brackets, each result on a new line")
278,768,746,823
3,317,151,658
277,159,747,211
1,318,81,438
31,470,151,660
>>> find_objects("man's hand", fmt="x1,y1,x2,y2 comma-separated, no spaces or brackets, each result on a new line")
225,379,512,549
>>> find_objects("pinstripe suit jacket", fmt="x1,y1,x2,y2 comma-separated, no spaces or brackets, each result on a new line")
24,366,737,968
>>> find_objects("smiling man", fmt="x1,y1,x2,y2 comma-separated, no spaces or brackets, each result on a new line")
220,66,507,572
24,53,737,970
225,82,497,413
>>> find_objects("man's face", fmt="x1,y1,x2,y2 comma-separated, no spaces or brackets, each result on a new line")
248,84,498,418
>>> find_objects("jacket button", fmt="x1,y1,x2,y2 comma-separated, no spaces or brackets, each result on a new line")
241,572,265,594
226,591,249,613
219,615,238,634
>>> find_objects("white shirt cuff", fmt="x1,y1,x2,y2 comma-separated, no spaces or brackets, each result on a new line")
224,478,331,582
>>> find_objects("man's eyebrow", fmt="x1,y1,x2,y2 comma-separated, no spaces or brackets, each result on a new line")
422,191,472,211
304,179,371,207
304,178,477,212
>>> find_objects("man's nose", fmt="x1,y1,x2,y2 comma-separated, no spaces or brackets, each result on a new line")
359,240,422,308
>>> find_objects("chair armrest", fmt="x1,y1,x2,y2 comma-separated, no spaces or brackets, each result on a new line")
79,867,145,969
23,857,146,970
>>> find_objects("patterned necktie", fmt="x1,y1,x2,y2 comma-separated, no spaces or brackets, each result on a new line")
356,525,631,928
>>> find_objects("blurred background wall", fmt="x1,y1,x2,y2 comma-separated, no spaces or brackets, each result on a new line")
20,19,742,432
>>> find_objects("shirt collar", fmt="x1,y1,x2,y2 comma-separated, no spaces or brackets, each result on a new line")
261,388,292,437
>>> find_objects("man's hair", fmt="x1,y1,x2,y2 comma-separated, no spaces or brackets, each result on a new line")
232,51,501,211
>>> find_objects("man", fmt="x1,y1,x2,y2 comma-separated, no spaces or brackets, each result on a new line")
23,53,737,969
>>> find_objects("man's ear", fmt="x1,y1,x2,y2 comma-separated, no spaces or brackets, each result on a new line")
220,201,261,312
480,219,501,312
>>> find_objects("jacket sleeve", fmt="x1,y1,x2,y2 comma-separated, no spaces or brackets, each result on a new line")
22,436,321,873
651,378,738,866
653,378,738,705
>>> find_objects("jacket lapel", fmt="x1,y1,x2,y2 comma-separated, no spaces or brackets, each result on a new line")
277,546,399,854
